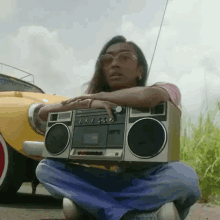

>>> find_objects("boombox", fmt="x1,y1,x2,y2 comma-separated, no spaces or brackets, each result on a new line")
41,101,181,166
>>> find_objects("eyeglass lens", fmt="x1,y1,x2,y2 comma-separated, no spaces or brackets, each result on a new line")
101,52,135,68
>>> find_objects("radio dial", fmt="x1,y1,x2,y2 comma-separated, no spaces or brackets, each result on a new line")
115,106,123,113
85,119,88,123
91,119,94,123
79,119,83,124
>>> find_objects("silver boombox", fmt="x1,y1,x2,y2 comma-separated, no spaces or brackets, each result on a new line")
41,101,181,166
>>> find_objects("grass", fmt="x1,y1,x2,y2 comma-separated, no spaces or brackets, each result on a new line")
180,99,220,206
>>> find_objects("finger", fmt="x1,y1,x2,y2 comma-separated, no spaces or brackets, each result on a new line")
68,96,91,103
62,97,82,105
61,101,67,105
61,99,74,105
107,101,117,107
105,105,113,119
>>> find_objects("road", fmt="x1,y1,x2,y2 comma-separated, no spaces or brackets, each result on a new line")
0,183,65,220
0,182,204,220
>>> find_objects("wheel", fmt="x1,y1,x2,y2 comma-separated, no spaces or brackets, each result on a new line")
0,134,26,197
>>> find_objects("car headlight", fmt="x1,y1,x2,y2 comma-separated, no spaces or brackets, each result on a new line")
28,103,47,135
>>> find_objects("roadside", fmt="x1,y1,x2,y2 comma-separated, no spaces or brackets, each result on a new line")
19,183,220,220
187,203,220,220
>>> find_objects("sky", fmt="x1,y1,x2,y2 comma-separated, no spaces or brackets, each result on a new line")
0,0,220,137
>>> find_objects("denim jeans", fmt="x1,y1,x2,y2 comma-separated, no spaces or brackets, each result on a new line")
36,159,201,220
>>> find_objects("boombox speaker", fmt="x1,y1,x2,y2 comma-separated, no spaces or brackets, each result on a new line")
42,101,181,166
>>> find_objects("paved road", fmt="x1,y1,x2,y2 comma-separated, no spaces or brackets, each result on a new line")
0,182,199,220
0,183,65,220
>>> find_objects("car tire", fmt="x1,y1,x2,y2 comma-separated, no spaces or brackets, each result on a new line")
0,134,26,198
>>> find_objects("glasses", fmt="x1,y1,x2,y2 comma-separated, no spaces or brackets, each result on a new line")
100,52,137,69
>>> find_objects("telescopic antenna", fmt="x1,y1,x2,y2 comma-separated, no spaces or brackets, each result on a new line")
147,0,169,76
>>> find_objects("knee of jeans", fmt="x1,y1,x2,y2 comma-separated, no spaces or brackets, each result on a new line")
35,160,48,182
180,172,201,201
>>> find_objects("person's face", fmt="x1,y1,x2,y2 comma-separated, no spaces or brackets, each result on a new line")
102,43,142,91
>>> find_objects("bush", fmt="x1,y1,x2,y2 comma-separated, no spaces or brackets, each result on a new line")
180,100,220,205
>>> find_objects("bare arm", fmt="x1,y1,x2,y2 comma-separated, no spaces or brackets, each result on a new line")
38,99,91,121
95,86,170,108
62,86,171,109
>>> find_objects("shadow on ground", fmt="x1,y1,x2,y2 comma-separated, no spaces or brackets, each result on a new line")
0,192,63,210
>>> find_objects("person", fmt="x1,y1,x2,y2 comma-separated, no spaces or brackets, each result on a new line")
36,35,201,220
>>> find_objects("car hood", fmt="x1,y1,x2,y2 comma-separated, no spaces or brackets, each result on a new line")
0,91,69,104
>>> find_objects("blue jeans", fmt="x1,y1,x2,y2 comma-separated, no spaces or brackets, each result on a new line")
36,159,201,220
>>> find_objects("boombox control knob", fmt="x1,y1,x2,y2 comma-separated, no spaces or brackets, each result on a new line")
115,106,123,113
109,117,115,122
103,118,107,123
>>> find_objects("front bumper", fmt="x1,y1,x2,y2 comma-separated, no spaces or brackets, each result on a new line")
22,141,45,156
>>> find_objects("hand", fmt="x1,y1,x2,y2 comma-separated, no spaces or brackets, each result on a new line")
61,92,118,118
89,100,118,119
61,92,105,105
37,106,48,121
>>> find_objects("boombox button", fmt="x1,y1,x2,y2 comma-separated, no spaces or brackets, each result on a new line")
103,118,107,123
115,152,119,156
109,117,114,122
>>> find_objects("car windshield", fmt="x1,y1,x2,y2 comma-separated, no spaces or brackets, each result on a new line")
0,74,44,93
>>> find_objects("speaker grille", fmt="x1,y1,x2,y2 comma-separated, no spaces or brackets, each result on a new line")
127,118,166,158
45,123,69,155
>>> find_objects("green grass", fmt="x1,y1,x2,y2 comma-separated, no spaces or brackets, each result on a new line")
180,99,220,206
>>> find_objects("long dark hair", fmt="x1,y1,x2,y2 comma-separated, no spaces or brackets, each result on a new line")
84,35,148,94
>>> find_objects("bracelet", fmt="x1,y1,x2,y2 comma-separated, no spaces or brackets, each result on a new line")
88,99,93,109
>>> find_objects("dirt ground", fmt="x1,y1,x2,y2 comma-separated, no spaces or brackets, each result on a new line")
186,202,220,220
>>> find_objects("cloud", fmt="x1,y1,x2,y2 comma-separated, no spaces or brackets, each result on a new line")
119,0,220,133
1,0,220,135
0,0,17,20
5,25,95,96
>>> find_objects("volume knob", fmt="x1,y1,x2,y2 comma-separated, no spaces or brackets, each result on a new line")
115,106,123,113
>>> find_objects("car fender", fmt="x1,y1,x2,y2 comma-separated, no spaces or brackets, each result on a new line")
0,91,68,161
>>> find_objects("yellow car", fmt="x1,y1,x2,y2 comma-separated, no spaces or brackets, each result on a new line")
0,71,69,197
0,68,109,198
